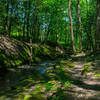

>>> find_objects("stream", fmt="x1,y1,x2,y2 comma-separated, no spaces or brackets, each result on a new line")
0,58,63,90
0,54,72,100
1,53,100,100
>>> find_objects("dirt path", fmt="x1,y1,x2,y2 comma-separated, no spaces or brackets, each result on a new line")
66,53,100,100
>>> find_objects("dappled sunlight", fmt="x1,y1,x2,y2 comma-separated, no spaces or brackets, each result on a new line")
1,52,100,100
0,0,100,99
0,49,100,100
0,58,74,100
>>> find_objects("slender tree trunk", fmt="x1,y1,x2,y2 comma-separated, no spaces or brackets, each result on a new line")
46,23,51,41
32,5,39,42
86,0,94,51
5,0,9,34
23,14,26,39
45,13,54,42
27,0,31,41
8,0,13,37
36,8,40,42
68,0,76,52
95,0,100,51
78,0,82,51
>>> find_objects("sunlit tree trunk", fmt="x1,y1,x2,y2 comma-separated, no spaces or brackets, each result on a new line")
68,0,76,52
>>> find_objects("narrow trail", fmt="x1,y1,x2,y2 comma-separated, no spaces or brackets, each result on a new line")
66,53,100,100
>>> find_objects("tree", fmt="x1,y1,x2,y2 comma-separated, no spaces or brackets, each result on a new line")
4,0,9,34
0,0,97,52
95,0,100,51
26,0,31,40
68,0,76,52
77,0,82,51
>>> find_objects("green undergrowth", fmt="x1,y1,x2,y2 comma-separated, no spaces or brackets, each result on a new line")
0,35,75,100
81,63,92,75
59,60,75,68
93,70,100,78
86,54,100,62
0,59,74,100
0,49,28,69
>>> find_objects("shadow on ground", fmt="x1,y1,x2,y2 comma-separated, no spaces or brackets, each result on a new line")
0,53,100,100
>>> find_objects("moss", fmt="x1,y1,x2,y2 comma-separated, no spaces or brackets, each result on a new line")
0,51,11,68
4,60,11,67
0,46,29,68
45,80,60,91
93,70,100,78
34,57,41,63
29,84,46,100
24,95,32,100
59,60,75,70
56,65,60,69
11,60,23,66
0,36,65,69
64,81,71,89
30,93,46,100
81,63,92,75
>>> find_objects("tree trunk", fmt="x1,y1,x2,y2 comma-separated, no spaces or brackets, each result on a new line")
5,0,9,34
78,0,82,51
27,0,31,41
8,0,13,37
95,0,100,51
23,14,26,39
68,0,76,52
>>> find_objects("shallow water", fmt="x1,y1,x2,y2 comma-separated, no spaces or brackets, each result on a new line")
0,60,56,92
0,55,72,100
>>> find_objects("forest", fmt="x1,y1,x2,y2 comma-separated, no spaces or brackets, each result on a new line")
0,0,100,100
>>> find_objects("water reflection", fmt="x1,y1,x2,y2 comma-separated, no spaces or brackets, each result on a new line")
0,61,56,92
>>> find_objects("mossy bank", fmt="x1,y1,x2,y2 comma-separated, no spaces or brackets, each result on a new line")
0,35,65,69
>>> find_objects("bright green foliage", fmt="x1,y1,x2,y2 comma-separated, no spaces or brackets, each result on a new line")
0,0,97,51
